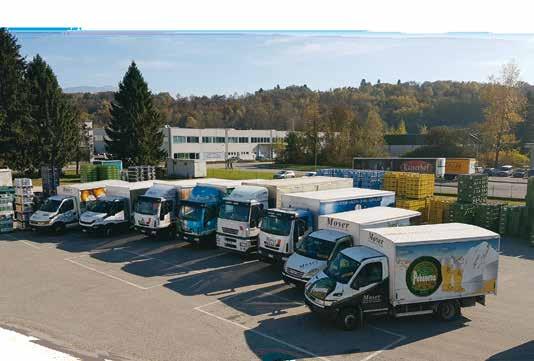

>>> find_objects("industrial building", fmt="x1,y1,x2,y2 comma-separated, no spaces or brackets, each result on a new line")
93,126,288,162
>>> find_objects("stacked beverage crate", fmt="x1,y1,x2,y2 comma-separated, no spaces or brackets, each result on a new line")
80,163,98,183
427,197,453,224
383,172,434,218
383,172,401,193
316,169,384,189
473,203,503,233
499,205,530,239
96,164,121,180
0,188,14,233
13,178,33,230
41,166,60,196
127,166,156,182
457,174,488,204
447,202,476,224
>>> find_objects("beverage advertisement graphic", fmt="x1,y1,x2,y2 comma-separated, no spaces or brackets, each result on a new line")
396,239,500,301
319,195,395,215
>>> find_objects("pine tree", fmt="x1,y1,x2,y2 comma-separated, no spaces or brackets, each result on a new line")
26,55,81,170
106,62,165,166
0,28,32,172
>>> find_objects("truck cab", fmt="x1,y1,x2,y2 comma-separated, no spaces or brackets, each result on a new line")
30,195,78,232
216,186,269,253
258,208,313,263
177,184,231,245
304,246,388,330
79,196,128,236
134,184,178,238
282,229,353,286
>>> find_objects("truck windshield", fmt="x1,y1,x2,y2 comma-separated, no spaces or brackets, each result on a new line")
260,212,292,236
87,200,111,214
179,203,204,222
295,236,336,261
40,198,62,212
135,196,160,216
219,201,250,222
325,253,361,284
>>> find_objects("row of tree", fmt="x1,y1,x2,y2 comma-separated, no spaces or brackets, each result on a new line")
0,29,165,173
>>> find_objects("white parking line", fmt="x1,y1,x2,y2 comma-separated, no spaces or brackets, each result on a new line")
194,299,332,361
360,326,407,361
65,257,148,290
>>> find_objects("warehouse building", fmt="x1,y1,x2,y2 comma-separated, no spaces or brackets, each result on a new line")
93,127,288,162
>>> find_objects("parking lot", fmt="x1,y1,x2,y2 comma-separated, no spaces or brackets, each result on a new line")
0,230,533,361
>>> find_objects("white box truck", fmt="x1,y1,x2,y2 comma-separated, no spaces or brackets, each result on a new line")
30,180,126,232
282,207,419,286
133,179,199,238
305,223,500,330
243,176,353,208
79,180,154,236
281,187,396,227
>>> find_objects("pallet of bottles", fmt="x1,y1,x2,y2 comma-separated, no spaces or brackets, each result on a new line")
446,202,476,224
127,166,156,182
383,171,434,199
457,174,488,204
80,163,98,183
498,205,530,239
41,166,60,195
0,193,14,233
96,164,121,180
396,198,428,213
316,169,385,189
426,197,454,224
473,203,503,233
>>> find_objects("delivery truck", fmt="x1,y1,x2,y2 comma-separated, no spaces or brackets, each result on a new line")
282,207,418,286
444,158,476,180
177,179,242,245
215,185,269,253
30,180,126,232
133,179,199,238
243,176,353,208
281,187,396,227
304,223,500,330
79,181,153,235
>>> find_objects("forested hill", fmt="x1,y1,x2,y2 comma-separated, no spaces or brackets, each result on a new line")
67,80,533,131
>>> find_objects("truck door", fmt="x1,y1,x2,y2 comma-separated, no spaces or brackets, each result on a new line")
351,259,388,312
59,198,76,224
292,218,308,252
329,236,353,261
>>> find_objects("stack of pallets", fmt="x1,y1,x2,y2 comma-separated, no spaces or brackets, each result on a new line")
383,172,434,218
0,187,14,233
447,202,476,224
473,203,503,233
426,197,454,224
41,166,60,196
499,205,530,239
80,163,98,183
127,166,156,182
97,164,121,180
317,169,385,189
13,178,33,230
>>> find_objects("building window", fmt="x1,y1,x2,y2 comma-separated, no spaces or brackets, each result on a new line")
239,137,249,143
173,136,186,144
187,136,199,143
228,137,238,143
202,136,212,143
215,137,225,143
174,153,199,159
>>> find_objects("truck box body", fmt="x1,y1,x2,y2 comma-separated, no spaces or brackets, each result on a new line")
57,180,127,212
319,207,420,243
445,158,476,176
195,179,242,195
282,188,396,226
105,181,154,216
353,157,446,178
167,159,207,178
360,223,500,306
243,176,353,208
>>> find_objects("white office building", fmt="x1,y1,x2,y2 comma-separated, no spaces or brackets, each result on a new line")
93,127,288,162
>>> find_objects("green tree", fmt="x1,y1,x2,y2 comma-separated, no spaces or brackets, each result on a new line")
396,119,408,134
26,55,81,170
0,28,32,172
106,62,165,166
361,109,386,156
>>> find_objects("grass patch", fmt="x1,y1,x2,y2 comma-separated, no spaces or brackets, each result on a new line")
270,163,342,171
31,168,81,188
207,168,275,180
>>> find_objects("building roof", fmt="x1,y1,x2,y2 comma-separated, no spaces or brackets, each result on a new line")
284,187,394,202
322,207,420,225
309,229,348,243
366,223,499,244
342,246,385,260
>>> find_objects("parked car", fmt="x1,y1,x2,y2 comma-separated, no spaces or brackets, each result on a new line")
303,171,317,177
273,170,296,179
512,169,528,178
495,165,513,177
483,168,495,176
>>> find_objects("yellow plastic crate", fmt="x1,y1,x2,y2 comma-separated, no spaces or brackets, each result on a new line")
427,197,453,224
396,198,427,213
385,172,435,199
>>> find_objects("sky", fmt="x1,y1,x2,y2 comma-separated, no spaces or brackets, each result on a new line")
12,31,534,96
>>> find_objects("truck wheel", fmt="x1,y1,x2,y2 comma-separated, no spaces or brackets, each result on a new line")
436,300,460,321
104,225,113,237
336,308,360,331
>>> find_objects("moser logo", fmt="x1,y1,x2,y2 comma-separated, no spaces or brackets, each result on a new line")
369,233,384,247
406,256,442,297
326,218,350,230
362,294,382,304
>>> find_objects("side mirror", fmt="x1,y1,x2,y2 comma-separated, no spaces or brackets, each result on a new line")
351,279,360,290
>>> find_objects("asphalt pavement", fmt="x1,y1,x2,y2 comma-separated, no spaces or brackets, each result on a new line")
1,230,533,361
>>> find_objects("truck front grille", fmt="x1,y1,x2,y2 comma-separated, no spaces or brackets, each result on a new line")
286,267,304,278
222,227,239,235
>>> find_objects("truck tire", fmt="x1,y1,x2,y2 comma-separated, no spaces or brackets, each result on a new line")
436,300,460,321
336,308,360,331
104,225,113,237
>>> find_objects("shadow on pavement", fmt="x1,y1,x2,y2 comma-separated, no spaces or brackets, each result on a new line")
500,237,534,261
487,341,534,361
